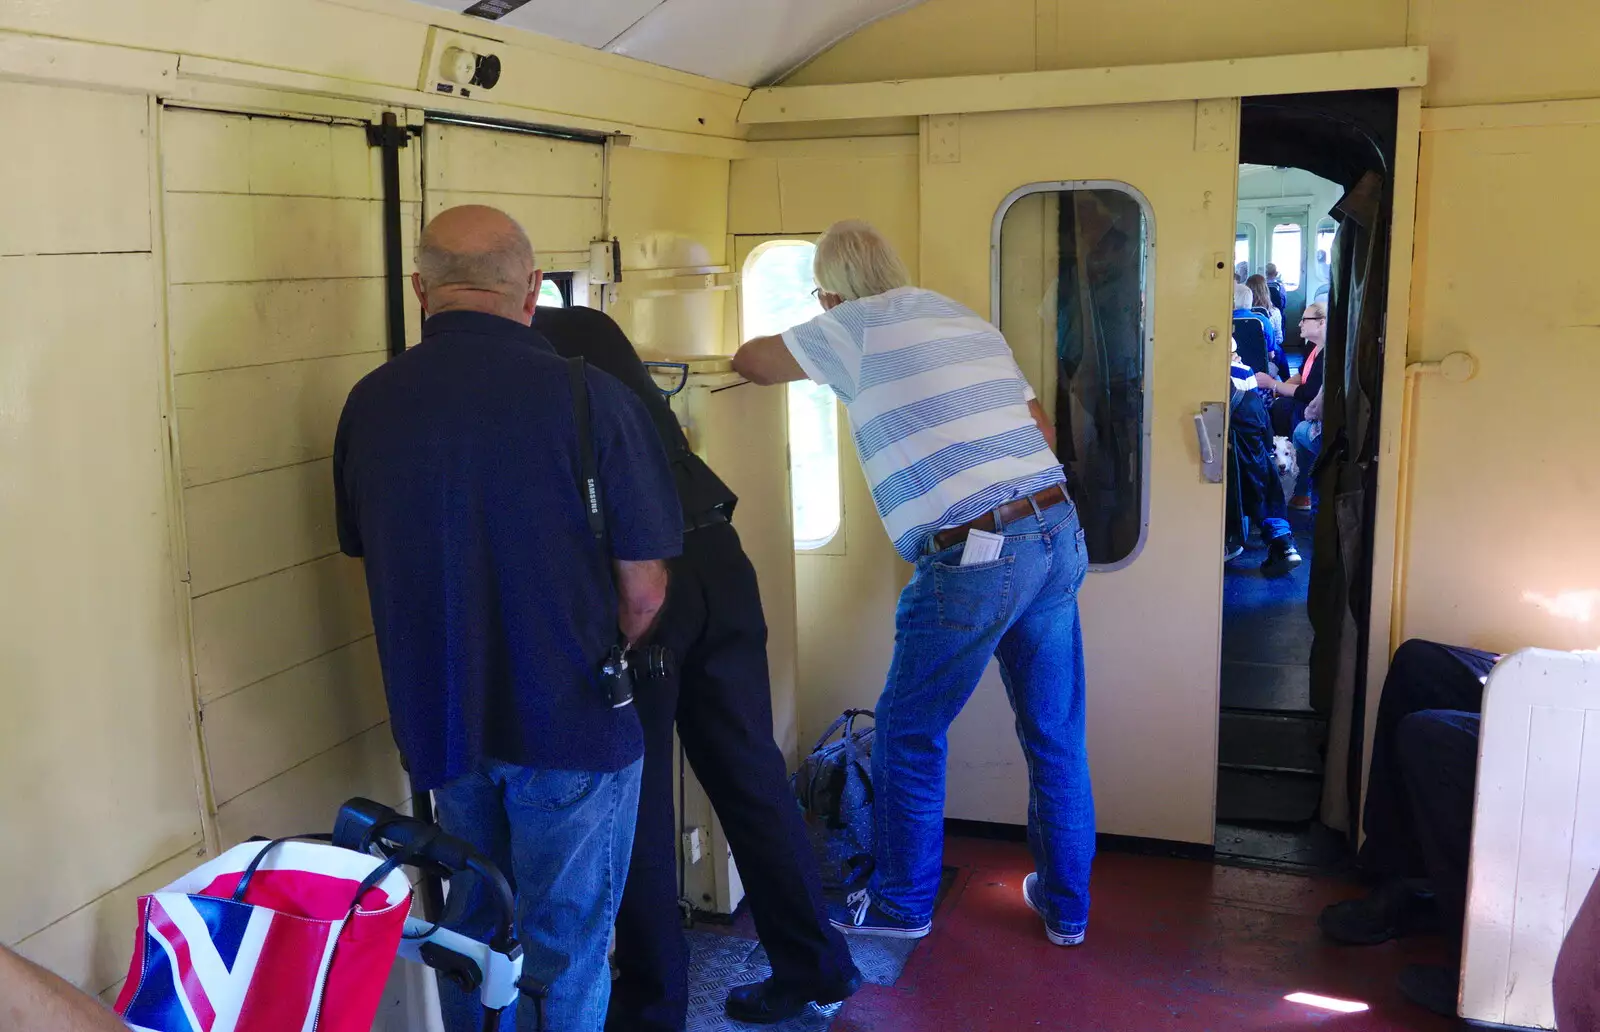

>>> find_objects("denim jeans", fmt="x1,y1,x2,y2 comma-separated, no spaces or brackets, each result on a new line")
869,498,1095,935
1292,419,1321,499
433,757,644,1032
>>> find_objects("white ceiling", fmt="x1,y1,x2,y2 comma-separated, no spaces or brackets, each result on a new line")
408,0,924,87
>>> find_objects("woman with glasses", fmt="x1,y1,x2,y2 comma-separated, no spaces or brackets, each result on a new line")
1255,301,1328,509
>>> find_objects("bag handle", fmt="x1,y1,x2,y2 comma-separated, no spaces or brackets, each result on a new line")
232,837,298,904
232,830,433,913
808,708,874,756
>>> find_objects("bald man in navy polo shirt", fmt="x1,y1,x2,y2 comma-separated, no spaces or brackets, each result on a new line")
334,206,681,1032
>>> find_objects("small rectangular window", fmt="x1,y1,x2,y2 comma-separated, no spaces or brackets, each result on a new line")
740,240,841,551
537,273,573,307
997,184,1151,568
1270,223,1304,292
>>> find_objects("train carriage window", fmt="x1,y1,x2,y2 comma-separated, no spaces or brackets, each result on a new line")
741,240,841,551
1235,224,1255,277
537,273,572,307
1270,222,1304,291
995,183,1152,568
1312,218,1337,301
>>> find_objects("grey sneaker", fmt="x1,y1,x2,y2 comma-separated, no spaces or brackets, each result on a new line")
1023,873,1086,947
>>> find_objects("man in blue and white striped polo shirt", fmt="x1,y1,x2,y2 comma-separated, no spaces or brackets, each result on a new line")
734,220,1095,949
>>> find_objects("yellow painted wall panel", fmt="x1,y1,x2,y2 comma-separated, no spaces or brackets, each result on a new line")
174,352,381,487
163,194,395,284
607,146,730,354
164,110,381,200
728,159,783,235
0,251,202,945
204,636,389,804
248,117,378,199
425,190,602,259
169,279,390,374
214,725,408,847
183,459,341,596
0,0,745,139
0,83,151,255
161,109,252,194
14,848,207,996
777,154,920,263
610,147,729,271
424,124,603,198
789,0,1404,87
1412,0,1600,108
191,555,373,703
1402,122,1600,654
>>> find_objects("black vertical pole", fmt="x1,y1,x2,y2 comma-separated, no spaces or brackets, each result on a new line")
368,112,409,360
409,782,447,923
367,113,442,922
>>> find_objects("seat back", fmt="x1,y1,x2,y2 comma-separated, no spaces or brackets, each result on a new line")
1462,648,1600,1028
1232,317,1269,374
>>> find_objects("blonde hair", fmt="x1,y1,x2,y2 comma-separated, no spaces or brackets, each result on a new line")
1303,300,1328,322
813,220,910,301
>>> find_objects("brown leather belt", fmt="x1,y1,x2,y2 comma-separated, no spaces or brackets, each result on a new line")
931,483,1069,552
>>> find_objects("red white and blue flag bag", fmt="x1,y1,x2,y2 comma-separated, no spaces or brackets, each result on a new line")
112,838,413,1032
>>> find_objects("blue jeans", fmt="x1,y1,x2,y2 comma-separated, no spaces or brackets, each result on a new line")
869,498,1095,935
1293,419,1321,500
433,758,643,1032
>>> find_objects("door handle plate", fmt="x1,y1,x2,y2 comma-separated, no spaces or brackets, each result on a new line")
1195,402,1226,483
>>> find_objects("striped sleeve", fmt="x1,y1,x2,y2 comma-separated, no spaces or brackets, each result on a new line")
781,310,860,400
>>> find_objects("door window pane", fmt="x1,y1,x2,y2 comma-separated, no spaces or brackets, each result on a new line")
741,241,840,550
1271,222,1304,291
997,186,1151,567
1235,223,1255,278
1313,218,1336,299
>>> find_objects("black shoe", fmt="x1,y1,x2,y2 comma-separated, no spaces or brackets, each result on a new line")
1318,880,1439,945
1224,536,1245,562
1260,536,1302,578
724,972,864,1025
1398,964,1459,1017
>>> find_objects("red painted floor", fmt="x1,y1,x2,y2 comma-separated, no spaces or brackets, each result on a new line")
832,837,1458,1032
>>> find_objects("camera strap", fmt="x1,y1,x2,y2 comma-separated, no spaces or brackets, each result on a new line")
567,356,606,542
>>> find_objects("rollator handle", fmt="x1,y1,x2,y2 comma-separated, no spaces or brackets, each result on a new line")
333,797,519,951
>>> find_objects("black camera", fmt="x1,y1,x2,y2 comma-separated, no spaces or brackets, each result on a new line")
599,644,674,709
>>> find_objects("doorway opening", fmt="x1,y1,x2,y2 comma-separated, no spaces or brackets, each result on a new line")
1216,91,1400,871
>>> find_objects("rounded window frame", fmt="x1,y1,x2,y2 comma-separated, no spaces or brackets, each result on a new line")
990,179,1156,574
740,238,843,553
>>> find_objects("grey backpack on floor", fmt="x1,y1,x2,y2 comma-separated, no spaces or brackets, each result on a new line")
792,709,875,891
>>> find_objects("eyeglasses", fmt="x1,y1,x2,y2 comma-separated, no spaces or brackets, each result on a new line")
1300,316,1325,324
810,288,824,300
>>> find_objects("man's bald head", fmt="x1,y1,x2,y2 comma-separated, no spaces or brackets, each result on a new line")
413,205,540,323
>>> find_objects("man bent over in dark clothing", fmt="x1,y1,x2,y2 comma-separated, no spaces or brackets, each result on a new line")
1318,639,1501,1015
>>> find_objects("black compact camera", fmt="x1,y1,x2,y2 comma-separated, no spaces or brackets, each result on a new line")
599,644,674,709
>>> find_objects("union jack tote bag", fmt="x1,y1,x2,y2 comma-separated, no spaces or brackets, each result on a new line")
112,838,413,1032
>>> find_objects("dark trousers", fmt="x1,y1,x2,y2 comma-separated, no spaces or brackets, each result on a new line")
1358,639,1501,935
1228,388,1290,542
607,521,857,1032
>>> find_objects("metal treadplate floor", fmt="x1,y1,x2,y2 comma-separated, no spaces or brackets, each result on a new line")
685,928,920,1031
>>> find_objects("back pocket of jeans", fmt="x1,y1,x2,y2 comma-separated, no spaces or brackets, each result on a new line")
515,769,596,812
933,556,1015,631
